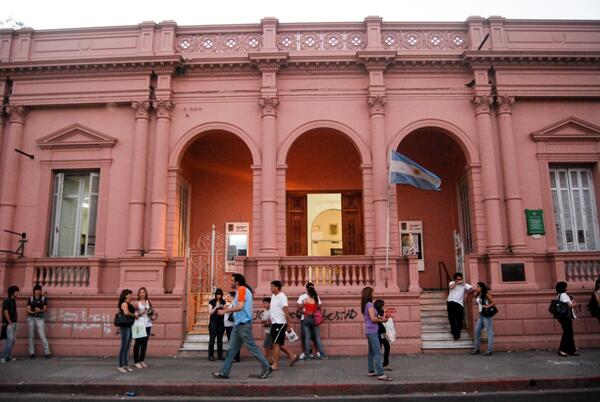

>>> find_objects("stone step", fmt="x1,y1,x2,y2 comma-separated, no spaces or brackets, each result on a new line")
422,332,472,341
420,303,448,311
420,316,449,324
420,310,447,318
420,292,448,299
422,340,473,349
421,324,451,333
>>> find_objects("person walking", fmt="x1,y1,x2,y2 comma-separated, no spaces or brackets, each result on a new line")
447,272,473,340
27,284,51,359
212,274,272,379
133,287,153,368
301,285,327,360
208,288,226,361
117,289,136,373
223,291,240,362
261,297,273,363
555,281,578,357
269,280,299,370
361,287,391,382
1,285,19,363
374,299,390,370
471,282,495,356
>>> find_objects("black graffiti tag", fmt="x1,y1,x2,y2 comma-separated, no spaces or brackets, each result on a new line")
253,308,358,322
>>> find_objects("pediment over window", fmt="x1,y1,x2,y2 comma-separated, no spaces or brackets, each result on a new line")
531,117,600,142
37,124,117,149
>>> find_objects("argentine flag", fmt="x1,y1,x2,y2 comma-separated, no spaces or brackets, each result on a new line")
389,150,441,191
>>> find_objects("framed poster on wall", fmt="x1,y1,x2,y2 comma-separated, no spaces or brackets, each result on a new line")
399,220,424,271
225,222,249,272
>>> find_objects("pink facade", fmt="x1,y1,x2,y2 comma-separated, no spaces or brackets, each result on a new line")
0,16,599,356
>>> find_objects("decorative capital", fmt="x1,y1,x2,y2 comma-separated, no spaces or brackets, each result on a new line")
154,99,175,119
471,95,492,115
7,104,27,124
132,100,152,120
495,95,515,115
367,95,386,116
258,96,279,117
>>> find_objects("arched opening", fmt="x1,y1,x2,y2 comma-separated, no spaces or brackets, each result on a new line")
178,130,253,332
285,128,363,256
396,128,470,290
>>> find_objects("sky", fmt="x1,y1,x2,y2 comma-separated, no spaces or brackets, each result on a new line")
2,0,600,29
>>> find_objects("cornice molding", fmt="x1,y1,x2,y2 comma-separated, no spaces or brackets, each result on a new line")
463,50,600,66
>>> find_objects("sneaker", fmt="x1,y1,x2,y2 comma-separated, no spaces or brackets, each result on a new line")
258,367,273,379
117,367,128,373
126,366,134,372
298,353,306,360
212,371,229,379
482,351,493,356
30,354,36,359
471,350,480,355
318,355,328,360
44,354,52,359
316,352,321,358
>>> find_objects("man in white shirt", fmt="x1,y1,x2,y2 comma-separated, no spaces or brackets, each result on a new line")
447,272,473,340
269,280,299,370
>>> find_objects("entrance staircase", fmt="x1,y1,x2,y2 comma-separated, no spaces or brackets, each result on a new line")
179,293,229,357
420,290,473,352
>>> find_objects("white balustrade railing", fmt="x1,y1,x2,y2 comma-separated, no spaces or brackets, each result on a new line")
565,259,600,283
34,265,91,288
280,257,374,287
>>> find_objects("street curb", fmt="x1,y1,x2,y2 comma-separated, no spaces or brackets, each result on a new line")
1,377,599,397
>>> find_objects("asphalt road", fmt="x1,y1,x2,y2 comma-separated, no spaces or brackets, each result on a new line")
0,389,599,402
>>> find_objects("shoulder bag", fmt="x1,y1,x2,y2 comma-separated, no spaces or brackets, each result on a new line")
481,305,498,317
114,311,135,327
549,294,570,319
313,306,323,326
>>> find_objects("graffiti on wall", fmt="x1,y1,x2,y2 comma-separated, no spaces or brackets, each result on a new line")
47,309,113,335
253,307,358,322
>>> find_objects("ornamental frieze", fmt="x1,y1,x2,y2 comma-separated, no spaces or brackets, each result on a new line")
381,30,468,50
276,31,367,51
176,33,263,53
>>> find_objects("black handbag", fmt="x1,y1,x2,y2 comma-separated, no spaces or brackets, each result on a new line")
549,294,570,318
481,305,498,317
114,312,134,327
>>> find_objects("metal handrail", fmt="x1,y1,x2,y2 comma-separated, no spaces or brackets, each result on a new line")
438,261,451,290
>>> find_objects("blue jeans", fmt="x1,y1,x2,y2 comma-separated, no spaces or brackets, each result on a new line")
2,323,17,359
303,316,326,358
220,322,270,376
366,332,383,376
473,315,494,352
118,326,132,367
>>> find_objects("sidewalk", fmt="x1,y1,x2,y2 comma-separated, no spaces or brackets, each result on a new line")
0,349,599,397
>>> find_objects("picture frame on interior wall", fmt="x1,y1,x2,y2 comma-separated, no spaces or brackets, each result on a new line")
329,224,338,235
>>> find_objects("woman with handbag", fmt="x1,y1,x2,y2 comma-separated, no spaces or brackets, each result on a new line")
133,287,153,369
471,282,496,356
361,287,391,381
301,286,327,360
555,281,578,357
117,289,136,373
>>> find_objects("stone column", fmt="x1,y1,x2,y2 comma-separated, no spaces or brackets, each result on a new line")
0,105,26,251
368,95,389,254
259,95,279,255
471,95,504,253
496,95,526,251
148,99,174,255
126,100,152,255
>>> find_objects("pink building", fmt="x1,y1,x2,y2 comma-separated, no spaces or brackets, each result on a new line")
0,16,599,356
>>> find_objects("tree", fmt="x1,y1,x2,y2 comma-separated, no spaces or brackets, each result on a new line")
0,17,25,29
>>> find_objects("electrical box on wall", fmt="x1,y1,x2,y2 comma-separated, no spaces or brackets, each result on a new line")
399,220,424,271
225,222,249,272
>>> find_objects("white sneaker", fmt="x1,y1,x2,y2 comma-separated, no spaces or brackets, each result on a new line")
299,353,306,360
316,352,321,358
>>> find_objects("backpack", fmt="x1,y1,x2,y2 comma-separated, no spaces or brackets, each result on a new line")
588,294,600,318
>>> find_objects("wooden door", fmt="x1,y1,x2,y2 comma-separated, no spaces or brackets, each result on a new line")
286,193,307,255
342,191,364,255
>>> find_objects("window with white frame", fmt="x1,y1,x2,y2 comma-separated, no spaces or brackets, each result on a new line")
550,166,600,251
49,171,100,257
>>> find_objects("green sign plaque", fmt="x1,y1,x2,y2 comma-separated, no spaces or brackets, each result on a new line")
525,209,545,235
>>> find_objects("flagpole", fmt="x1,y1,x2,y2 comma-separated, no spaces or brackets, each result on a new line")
385,149,391,288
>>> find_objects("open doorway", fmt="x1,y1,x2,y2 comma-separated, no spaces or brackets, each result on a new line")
308,193,342,256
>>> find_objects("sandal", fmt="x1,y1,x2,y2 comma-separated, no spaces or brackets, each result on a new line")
377,375,392,382
368,372,377,377
288,354,300,367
